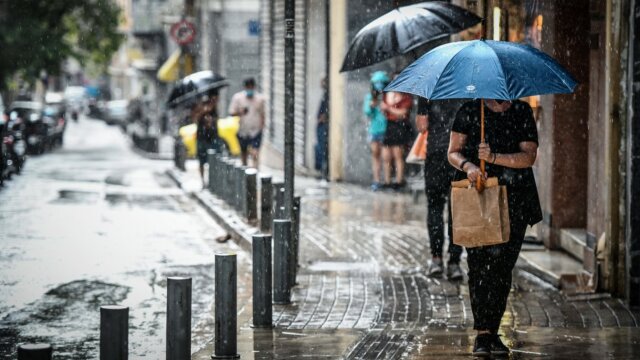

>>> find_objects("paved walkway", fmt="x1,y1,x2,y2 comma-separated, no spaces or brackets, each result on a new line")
169,162,640,359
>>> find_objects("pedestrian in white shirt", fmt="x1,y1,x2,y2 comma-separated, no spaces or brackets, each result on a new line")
228,78,265,168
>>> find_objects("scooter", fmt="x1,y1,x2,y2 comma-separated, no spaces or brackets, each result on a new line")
71,110,79,123
7,112,27,174
0,114,12,185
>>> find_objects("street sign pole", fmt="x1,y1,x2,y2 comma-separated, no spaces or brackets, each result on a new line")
284,0,295,219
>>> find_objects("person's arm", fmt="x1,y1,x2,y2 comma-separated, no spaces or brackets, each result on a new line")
415,98,429,133
448,131,485,183
478,142,537,168
478,102,538,168
382,94,411,118
415,114,428,133
363,94,375,117
228,94,239,117
259,98,266,129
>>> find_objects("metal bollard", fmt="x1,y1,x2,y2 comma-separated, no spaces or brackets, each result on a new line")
223,159,233,205
245,169,258,221
17,344,52,360
167,277,191,360
211,152,221,196
252,234,272,328
231,161,242,207
260,176,273,233
208,150,216,194
272,182,285,220
236,165,247,213
213,253,240,359
100,305,128,360
290,196,301,286
218,157,227,200
273,219,292,304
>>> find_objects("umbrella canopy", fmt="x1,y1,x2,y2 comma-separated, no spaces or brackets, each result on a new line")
385,39,577,100
167,71,229,108
386,39,577,191
340,2,481,72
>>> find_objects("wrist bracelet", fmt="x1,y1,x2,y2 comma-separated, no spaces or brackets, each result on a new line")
492,153,497,164
460,160,469,170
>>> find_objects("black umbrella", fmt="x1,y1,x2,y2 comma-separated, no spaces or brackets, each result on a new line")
340,1,481,72
167,71,229,108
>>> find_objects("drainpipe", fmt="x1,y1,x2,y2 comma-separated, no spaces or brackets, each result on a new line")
604,0,630,297
329,1,346,181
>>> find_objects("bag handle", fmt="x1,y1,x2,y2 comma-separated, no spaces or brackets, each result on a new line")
476,99,486,193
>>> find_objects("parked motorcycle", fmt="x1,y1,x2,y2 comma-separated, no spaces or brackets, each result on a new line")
0,113,12,185
7,111,27,174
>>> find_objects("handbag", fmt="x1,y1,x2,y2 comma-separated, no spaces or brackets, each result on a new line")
450,177,510,248
405,131,427,164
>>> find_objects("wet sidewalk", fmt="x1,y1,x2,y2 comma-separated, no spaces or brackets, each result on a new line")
169,162,640,359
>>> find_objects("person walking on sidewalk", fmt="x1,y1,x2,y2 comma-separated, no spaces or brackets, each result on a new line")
381,73,413,190
448,99,542,357
229,77,265,168
363,71,389,191
194,94,222,189
315,77,329,181
416,98,464,280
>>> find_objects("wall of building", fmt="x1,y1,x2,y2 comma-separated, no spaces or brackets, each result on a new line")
530,0,591,249
199,0,261,116
305,0,327,170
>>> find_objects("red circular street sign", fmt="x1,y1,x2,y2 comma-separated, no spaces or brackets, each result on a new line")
170,20,197,45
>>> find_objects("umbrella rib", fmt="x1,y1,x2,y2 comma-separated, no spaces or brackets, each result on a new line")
540,58,577,93
427,45,468,99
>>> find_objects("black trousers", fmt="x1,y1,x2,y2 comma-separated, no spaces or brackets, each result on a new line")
425,187,462,263
467,221,527,332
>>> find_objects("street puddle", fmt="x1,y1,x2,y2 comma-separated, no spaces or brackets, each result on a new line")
104,193,175,210
51,189,101,204
0,280,130,358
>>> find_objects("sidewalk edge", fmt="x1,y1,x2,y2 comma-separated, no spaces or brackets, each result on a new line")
166,168,256,253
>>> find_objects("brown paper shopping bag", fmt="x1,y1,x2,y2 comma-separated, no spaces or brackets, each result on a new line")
450,177,510,248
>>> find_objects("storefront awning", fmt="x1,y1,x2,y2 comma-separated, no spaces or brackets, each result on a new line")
157,49,193,82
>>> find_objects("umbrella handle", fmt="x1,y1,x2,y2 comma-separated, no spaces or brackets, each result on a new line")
476,99,485,192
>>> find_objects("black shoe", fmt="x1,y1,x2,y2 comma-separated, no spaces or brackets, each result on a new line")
489,334,510,356
392,181,407,191
472,334,491,357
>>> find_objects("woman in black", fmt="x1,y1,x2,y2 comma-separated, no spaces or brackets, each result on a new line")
448,99,542,357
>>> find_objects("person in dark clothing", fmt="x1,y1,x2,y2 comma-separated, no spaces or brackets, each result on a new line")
416,98,464,280
194,94,221,189
315,77,329,180
448,99,542,357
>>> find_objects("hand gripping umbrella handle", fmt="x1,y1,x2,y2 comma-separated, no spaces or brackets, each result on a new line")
476,99,485,193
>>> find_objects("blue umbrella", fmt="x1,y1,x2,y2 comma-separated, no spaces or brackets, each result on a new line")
385,39,577,100
385,39,577,191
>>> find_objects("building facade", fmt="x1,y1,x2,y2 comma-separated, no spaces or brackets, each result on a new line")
260,0,639,305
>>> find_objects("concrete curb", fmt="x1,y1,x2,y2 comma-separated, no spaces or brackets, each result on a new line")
166,168,257,253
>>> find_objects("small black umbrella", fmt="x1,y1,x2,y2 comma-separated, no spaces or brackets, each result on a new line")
340,1,481,72
167,71,229,108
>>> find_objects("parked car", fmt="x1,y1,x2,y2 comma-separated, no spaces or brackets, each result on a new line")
42,104,66,149
105,100,129,127
10,101,46,154
45,92,67,147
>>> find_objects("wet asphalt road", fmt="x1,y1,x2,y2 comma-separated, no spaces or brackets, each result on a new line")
0,117,239,358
